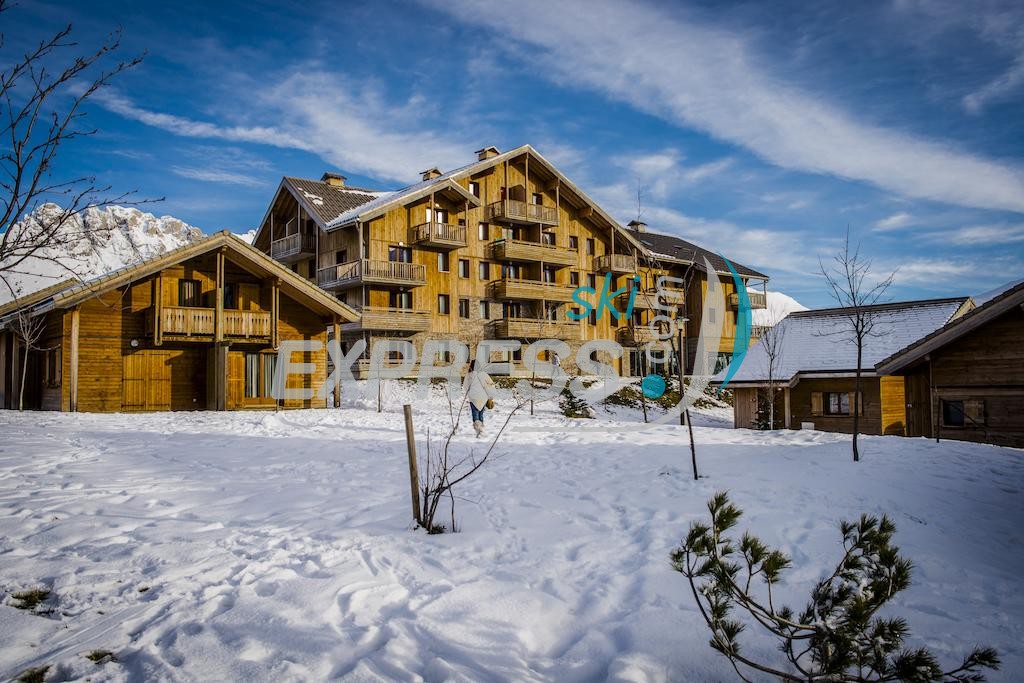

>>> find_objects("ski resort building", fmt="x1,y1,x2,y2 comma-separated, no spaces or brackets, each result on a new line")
0,232,356,412
250,144,768,376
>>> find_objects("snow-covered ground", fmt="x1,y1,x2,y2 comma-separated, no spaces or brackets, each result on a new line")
0,382,1021,681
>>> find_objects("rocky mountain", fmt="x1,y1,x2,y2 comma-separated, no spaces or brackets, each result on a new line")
0,204,206,304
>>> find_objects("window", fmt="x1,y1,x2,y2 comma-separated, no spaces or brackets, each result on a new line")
707,307,717,324
542,266,556,283
545,302,560,321
478,222,488,241
438,294,450,314
244,353,277,399
825,392,851,416
458,259,470,278
459,298,470,318
589,309,597,326
469,181,480,197
223,283,237,310
479,300,489,319
586,238,595,255
390,290,412,309
438,252,450,272
426,207,448,224
587,273,597,289
941,400,965,427
570,271,580,286
478,261,490,281
569,236,579,251
532,192,543,205
335,249,347,264
389,246,412,263
178,279,201,307
541,232,556,246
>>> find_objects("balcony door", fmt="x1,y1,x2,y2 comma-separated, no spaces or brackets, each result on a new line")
390,290,413,310
425,207,448,225
389,246,413,263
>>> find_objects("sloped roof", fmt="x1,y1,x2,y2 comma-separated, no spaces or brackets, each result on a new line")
718,297,968,385
0,231,358,328
876,280,1024,374
626,228,768,279
282,177,385,226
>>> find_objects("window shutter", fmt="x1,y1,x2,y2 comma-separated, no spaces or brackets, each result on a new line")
811,392,823,416
848,392,864,416
964,399,986,425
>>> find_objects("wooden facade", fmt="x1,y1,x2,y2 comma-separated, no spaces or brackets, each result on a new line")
877,285,1024,448
252,145,767,377
0,233,357,413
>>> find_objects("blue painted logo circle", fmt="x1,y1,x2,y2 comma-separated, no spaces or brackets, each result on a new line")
641,374,666,399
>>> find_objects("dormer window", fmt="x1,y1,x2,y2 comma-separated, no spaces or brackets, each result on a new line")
468,181,480,198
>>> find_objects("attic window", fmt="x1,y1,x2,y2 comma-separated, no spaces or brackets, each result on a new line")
469,181,480,197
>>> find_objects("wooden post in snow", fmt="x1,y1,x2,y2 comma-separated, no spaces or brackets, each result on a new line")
403,404,422,526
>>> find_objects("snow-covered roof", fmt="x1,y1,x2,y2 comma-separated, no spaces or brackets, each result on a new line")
973,278,1024,308
750,290,807,327
718,297,969,385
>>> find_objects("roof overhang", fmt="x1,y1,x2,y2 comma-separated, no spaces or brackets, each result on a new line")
328,177,481,230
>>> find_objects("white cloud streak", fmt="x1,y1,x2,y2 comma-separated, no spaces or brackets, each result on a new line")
873,212,914,231
425,0,1024,213
169,166,268,187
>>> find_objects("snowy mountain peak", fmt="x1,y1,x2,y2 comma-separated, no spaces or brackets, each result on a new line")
0,204,206,304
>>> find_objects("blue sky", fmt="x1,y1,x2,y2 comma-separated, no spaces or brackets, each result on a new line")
5,0,1023,306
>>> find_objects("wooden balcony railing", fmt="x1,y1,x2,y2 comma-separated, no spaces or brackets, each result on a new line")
153,306,271,340
409,222,467,249
487,239,576,266
593,253,637,274
318,259,427,290
750,324,772,340
340,307,432,333
617,289,654,310
485,199,558,225
729,291,767,309
616,324,665,346
658,288,687,305
270,232,317,262
489,318,580,340
488,278,577,302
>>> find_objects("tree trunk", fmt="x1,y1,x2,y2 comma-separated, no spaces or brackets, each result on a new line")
18,344,28,411
852,344,862,462
768,383,775,429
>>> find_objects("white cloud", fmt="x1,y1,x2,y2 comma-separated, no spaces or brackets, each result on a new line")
891,258,974,286
873,212,914,231
425,0,1024,213
964,56,1024,113
96,73,472,185
611,149,734,201
170,166,268,187
944,223,1024,245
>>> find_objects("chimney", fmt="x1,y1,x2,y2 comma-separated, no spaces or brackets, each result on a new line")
321,172,346,187
627,219,647,233
421,167,442,181
475,146,501,161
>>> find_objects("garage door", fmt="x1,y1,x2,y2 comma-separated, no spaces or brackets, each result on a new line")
122,351,172,411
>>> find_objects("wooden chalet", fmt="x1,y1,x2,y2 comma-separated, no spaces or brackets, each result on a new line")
716,298,970,434
876,280,1024,448
0,232,357,412
250,144,768,377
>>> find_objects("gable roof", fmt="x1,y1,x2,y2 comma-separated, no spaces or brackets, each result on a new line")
283,177,385,226
876,280,1024,374
0,231,358,328
626,228,768,279
716,297,968,386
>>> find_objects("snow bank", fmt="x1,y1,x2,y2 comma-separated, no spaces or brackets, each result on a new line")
0,382,1020,681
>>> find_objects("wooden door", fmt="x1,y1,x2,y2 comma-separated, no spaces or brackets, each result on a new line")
905,371,931,438
227,351,245,409
122,351,171,411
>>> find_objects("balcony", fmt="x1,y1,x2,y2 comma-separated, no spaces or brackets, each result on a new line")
485,199,558,226
593,253,637,274
317,259,427,290
340,307,431,334
487,239,576,267
616,324,670,346
149,306,271,341
729,291,767,309
409,222,467,250
270,232,317,263
489,318,580,340
488,278,577,302
617,289,655,310
658,288,687,305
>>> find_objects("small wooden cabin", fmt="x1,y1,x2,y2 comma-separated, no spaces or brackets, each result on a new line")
876,281,1024,448
717,298,969,435
0,232,357,412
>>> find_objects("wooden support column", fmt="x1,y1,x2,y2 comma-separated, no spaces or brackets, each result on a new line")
333,316,342,408
216,343,228,411
154,274,163,346
0,331,7,409
69,307,80,412
271,279,280,349
215,249,225,343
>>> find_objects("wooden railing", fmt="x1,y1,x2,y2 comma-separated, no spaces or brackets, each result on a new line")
729,291,767,309
593,253,637,273
490,318,580,340
488,239,577,266
616,325,662,346
485,199,558,225
270,232,317,260
156,306,271,339
318,259,427,289
409,222,467,248
658,288,687,305
341,306,432,333
488,278,577,302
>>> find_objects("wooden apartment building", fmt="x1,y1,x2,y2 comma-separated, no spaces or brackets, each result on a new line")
251,145,768,376
0,233,357,412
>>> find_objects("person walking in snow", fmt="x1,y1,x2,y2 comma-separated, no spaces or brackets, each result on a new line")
463,359,497,437
551,351,561,375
